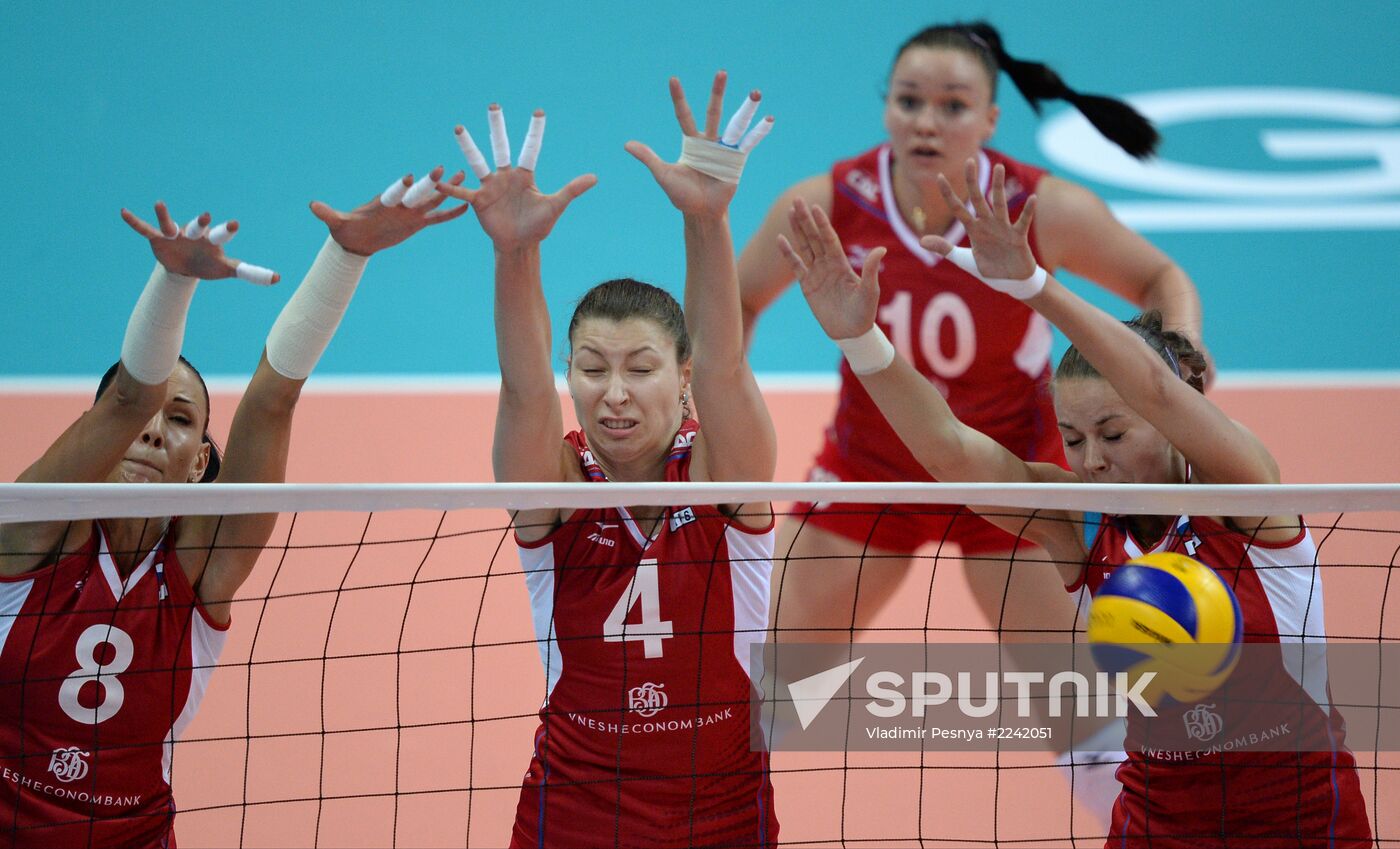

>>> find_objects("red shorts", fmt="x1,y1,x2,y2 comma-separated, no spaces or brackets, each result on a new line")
789,421,1066,556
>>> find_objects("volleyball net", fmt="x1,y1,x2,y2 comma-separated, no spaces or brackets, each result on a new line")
0,482,1396,848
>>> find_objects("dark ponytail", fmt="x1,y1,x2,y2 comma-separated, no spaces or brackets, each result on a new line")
1055,311,1207,394
896,21,1160,159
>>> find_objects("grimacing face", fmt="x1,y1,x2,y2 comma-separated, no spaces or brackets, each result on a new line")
567,316,690,480
884,46,1000,187
108,364,211,485
1053,378,1185,486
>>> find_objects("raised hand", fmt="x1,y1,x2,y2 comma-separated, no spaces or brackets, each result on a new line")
780,197,887,341
920,158,1038,281
310,166,469,257
435,106,597,250
121,202,280,284
625,72,773,218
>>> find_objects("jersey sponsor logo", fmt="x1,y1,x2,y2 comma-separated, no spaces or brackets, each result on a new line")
47,747,90,783
3,765,142,808
566,706,735,735
670,429,696,451
1039,87,1400,231
845,168,879,204
1183,702,1224,742
627,681,668,717
587,522,617,548
668,507,696,532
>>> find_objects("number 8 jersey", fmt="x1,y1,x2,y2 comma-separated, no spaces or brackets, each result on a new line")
0,521,227,849
510,421,779,849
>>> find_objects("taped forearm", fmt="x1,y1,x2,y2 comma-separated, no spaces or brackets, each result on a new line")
120,263,199,385
265,237,368,380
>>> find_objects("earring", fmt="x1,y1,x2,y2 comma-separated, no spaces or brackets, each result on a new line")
680,390,691,420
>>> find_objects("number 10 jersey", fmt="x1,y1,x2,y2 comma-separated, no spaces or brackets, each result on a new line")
511,421,779,848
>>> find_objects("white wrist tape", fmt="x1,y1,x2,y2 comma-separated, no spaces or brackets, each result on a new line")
679,136,748,184
942,245,1047,300
835,325,896,376
120,263,199,385
265,236,369,380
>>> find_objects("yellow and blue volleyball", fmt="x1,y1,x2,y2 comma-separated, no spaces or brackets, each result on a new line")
1087,552,1243,706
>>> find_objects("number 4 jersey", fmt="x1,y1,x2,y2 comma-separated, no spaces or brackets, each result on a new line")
826,144,1058,481
511,421,779,849
0,521,227,849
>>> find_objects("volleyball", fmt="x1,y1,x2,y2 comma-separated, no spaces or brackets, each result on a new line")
1087,552,1243,707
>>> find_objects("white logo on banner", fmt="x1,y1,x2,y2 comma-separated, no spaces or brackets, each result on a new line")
1039,87,1400,230
628,682,668,717
48,747,90,783
1183,703,1224,742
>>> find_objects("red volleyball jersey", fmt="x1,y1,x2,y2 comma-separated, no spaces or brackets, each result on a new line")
511,421,778,848
1074,514,1370,848
0,522,228,849
827,145,1061,480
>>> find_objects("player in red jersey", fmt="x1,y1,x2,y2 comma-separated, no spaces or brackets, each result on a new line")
438,75,779,847
739,21,1205,823
781,158,1370,847
0,177,466,848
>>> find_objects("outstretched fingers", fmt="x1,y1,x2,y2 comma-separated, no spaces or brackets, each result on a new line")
702,70,727,140
455,125,491,179
518,110,545,171
964,157,994,220
776,234,810,282
153,201,179,237
935,174,976,227
1014,193,1038,235
669,77,699,137
120,207,164,240
552,173,598,207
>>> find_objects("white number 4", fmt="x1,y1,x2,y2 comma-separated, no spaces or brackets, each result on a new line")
602,559,674,659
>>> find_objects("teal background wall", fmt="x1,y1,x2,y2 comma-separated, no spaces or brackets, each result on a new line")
3,2,1396,378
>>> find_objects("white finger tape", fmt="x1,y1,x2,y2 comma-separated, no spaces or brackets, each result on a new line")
207,222,234,246
721,94,759,147
402,173,440,208
235,262,278,286
487,106,510,169
182,217,209,239
380,178,409,207
518,113,545,171
455,126,491,179
738,116,774,153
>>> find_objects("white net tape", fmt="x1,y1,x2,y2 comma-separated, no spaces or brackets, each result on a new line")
3,481,1399,522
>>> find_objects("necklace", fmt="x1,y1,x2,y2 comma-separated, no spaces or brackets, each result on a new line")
911,205,927,234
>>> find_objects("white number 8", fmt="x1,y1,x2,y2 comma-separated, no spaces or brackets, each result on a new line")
59,624,134,724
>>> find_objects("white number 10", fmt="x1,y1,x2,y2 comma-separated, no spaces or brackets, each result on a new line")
602,559,674,659
877,290,976,379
